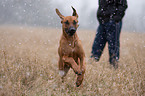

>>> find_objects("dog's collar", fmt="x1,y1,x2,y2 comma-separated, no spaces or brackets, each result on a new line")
63,34,78,48
68,39,77,48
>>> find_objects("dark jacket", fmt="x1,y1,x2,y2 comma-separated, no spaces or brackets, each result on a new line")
97,0,128,24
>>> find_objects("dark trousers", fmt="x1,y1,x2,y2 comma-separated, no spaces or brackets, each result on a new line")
91,20,122,63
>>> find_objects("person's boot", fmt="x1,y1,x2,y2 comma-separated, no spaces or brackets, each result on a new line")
90,55,100,62
110,58,118,69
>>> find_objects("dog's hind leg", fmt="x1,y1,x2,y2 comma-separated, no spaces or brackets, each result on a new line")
61,65,70,82
58,58,70,82
58,58,65,77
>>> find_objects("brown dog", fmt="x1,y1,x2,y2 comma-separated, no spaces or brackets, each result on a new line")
56,7,86,87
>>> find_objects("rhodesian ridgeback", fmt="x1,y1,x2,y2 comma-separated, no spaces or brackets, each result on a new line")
56,7,86,87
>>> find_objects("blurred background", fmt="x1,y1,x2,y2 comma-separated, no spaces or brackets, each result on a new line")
0,0,145,33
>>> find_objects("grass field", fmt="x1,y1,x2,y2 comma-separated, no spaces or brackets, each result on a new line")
0,25,145,96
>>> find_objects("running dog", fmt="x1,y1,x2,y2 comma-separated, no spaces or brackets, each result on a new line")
56,7,86,87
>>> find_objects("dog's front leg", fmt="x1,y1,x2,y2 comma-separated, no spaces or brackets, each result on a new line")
76,56,86,87
76,73,85,87
62,56,82,75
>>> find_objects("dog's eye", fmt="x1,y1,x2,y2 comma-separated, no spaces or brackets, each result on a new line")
73,20,77,25
64,20,69,25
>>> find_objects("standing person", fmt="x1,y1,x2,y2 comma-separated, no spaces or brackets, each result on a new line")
91,0,128,69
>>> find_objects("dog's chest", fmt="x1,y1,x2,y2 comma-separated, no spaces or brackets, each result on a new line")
66,42,78,57
68,43,75,52
60,38,79,57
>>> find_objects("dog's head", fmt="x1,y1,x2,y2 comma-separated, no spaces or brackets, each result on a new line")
56,6,79,36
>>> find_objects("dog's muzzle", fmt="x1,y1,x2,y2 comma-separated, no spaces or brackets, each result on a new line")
65,27,76,36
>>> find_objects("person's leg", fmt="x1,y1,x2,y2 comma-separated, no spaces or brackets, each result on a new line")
106,20,122,68
116,21,122,60
91,24,107,61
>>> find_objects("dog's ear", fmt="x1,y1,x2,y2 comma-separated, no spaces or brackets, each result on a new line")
71,6,78,18
56,8,64,20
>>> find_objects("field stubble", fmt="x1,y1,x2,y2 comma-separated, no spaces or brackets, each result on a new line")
0,25,145,96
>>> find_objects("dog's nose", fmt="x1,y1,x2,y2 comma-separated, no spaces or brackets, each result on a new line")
69,27,76,32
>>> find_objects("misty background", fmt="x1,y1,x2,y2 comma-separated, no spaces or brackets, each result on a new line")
0,0,145,32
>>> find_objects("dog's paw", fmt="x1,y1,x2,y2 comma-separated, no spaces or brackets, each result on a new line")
76,81,82,87
78,72,82,75
59,70,65,77
75,71,82,75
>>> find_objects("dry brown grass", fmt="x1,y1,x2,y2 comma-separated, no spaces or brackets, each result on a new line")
0,25,145,96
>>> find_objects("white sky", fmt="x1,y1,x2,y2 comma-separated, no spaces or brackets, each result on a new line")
51,0,145,32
